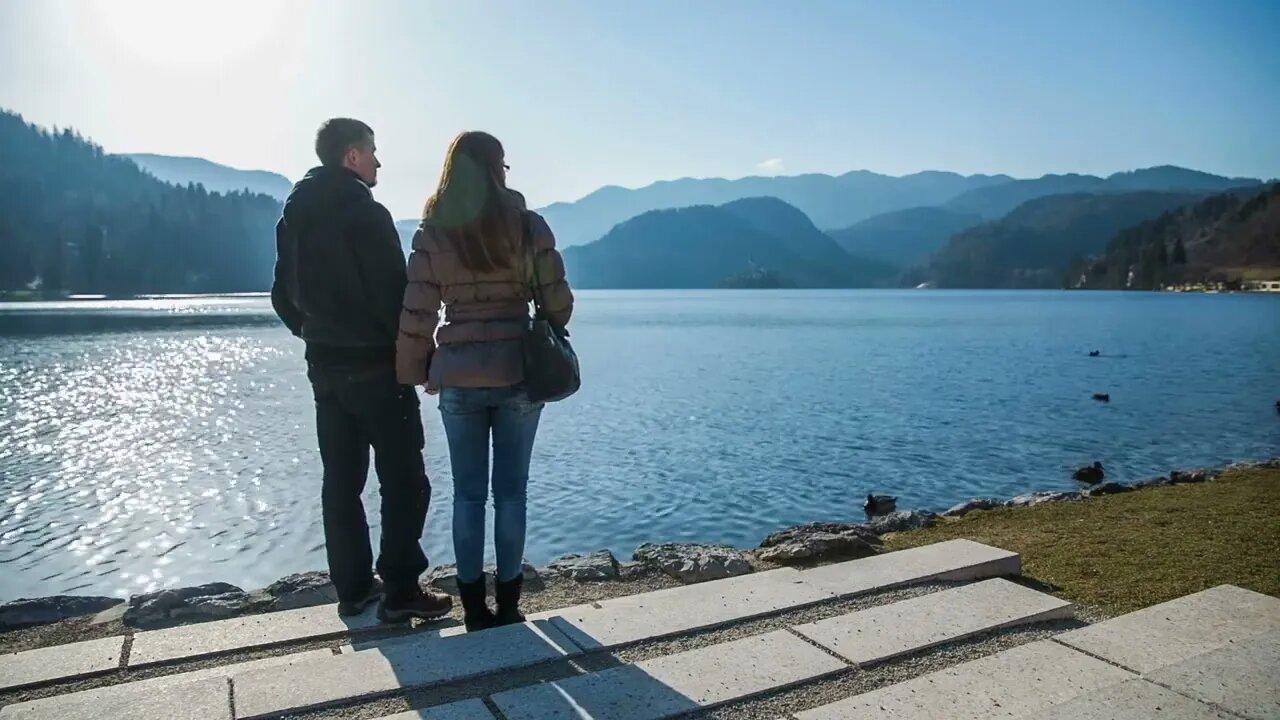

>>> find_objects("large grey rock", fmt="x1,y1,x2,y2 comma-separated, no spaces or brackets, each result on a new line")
260,571,337,611
1132,475,1172,488
124,582,244,628
1084,481,1134,497
168,591,254,622
1169,468,1214,484
1005,491,1083,508
547,550,620,581
426,562,539,593
632,542,752,583
755,522,881,565
867,509,939,534
942,498,1002,518
0,595,124,629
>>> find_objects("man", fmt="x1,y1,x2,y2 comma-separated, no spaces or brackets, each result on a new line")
272,118,451,622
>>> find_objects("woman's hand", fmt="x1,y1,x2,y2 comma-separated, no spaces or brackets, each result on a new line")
423,384,440,396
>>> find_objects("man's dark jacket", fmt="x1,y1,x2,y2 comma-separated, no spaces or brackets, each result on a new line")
271,166,407,365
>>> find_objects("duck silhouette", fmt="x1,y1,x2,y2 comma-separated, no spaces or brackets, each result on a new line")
1092,393,1110,402
864,493,897,515
1088,350,1101,357
1073,462,1105,484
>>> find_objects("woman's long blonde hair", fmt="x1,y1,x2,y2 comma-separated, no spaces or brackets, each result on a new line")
422,131,522,273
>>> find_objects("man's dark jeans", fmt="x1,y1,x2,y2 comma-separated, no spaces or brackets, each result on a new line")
307,361,430,602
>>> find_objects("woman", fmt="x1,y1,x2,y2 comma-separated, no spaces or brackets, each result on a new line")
397,131,573,631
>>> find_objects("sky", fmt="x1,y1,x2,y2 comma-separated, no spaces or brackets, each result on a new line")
1,0,1277,219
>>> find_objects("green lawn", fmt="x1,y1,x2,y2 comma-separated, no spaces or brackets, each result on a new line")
885,467,1280,615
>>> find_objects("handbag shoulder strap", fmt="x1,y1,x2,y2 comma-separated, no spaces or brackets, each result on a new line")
520,212,546,318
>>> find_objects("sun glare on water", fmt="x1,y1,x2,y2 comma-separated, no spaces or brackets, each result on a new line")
85,0,295,69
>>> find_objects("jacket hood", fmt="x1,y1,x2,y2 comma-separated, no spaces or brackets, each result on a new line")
282,166,372,228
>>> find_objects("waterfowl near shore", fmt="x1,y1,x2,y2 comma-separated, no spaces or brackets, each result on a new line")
864,493,897,515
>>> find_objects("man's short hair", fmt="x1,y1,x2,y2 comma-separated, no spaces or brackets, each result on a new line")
315,118,373,167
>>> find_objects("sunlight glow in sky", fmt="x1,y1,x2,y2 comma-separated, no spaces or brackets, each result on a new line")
2,0,1277,218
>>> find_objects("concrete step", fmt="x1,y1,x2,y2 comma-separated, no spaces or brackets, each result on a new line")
0,539,1022,719
1017,678,1236,719
230,619,580,719
793,640,1135,719
795,583,1280,720
793,578,1072,666
490,630,846,720
372,699,497,720
0,650,330,720
545,539,1018,652
127,600,382,668
1142,629,1279,720
0,636,123,692
1055,584,1280,674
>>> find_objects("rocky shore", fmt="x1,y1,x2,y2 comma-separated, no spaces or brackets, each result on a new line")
2,456,1276,636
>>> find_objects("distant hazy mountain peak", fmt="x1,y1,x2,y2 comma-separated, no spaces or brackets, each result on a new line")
120,153,293,200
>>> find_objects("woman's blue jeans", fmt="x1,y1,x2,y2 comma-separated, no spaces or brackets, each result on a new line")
438,385,543,584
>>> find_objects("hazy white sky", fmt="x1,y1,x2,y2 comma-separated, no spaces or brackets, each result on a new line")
2,0,1277,219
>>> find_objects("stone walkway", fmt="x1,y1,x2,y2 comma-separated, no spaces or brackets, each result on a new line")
0,538,1275,719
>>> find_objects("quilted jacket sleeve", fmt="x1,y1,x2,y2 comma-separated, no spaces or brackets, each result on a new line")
396,227,442,385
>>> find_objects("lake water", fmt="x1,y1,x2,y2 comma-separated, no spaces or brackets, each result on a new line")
1,291,1277,603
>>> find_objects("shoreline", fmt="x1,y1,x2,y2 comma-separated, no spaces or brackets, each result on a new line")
3,455,1275,642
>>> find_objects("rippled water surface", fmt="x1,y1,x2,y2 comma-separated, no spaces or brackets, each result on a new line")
1,291,1277,602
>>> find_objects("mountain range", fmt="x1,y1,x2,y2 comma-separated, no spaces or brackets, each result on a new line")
5,107,1273,295
538,170,1013,248
562,197,894,289
1,111,280,295
915,191,1209,288
945,166,1258,219
121,154,293,200
828,207,983,270
1073,184,1280,290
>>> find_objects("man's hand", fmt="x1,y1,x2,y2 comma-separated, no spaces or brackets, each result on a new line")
423,384,439,396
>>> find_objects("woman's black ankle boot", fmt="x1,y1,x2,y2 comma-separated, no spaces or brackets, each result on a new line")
457,575,497,632
494,574,526,626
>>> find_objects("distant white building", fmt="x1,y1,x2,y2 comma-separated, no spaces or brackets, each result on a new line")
1246,280,1280,293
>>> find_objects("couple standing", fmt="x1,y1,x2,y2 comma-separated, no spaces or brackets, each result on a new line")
271,118,574,631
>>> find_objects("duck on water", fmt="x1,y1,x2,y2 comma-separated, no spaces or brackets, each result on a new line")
864,493,897,515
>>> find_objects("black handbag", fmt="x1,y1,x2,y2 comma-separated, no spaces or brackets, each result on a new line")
521,214,580,403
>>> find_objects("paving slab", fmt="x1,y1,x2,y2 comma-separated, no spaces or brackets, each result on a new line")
1017,678,1234,719
0,649,330,720
491,630,847,720
232,620,580,719
0,676,230,720
1145,630,1280,720
1056,585,1280,674
0,635,124,691
547,567,833,650
127,601,382,667
797,539,1020,599
793,640,1135,720
794,578,1073,666
375,699,496,720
